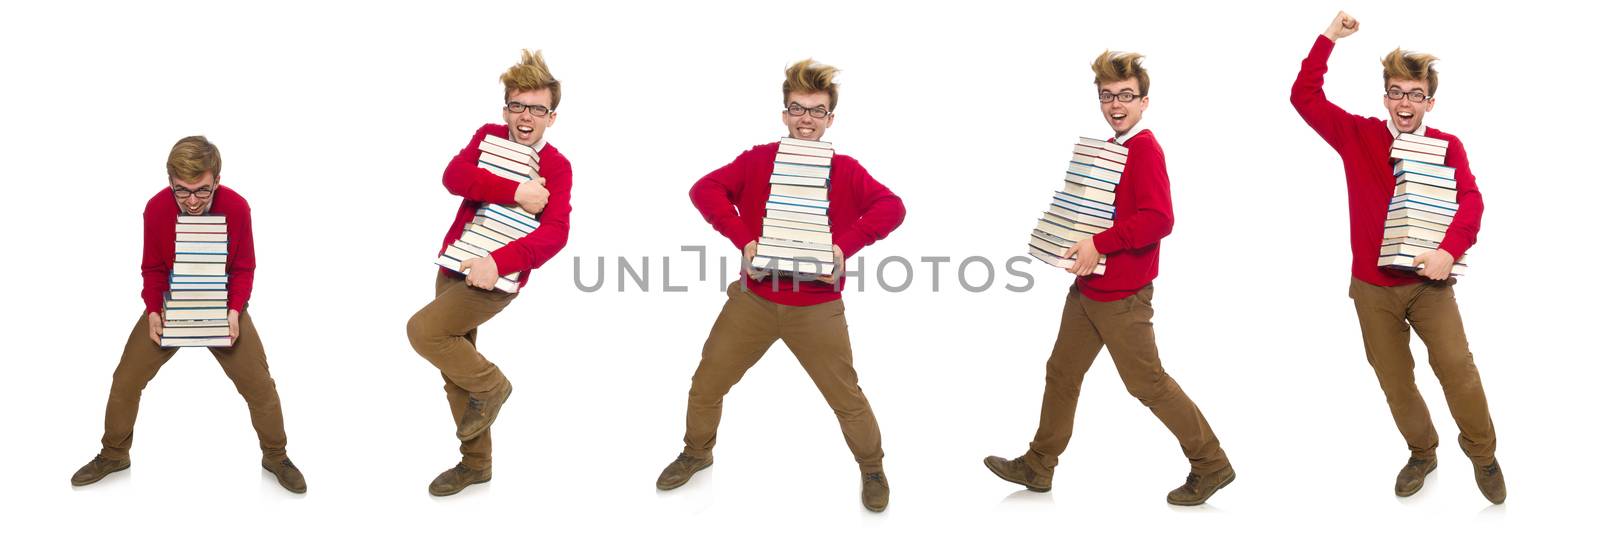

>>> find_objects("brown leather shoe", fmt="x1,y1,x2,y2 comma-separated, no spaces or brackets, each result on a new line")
429,463,492,496
862,472,890,512
457,381,512,441
1166,465,1236,506
262,457,307,494
655,453,712,490
1473,459,1506,504
983,455,1051,492
1394,456,1437,497
70,455,130,487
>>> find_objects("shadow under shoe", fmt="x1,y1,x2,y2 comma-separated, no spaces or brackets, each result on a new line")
1394,456,1437,497
430,463,492,497
983,455,1051,492
263,457,307,494
71,455,130,487
457,382,513,442
1167,465,1236,506
655,453,712,490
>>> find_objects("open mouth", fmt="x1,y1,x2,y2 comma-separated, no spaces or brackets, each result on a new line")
796,127,816,138
514,125,535,139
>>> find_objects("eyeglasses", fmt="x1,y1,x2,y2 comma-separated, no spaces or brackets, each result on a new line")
1099,91,1143,103
1385,89,1431,103
506,101,553,117
785,103,831,119
172,186,214,200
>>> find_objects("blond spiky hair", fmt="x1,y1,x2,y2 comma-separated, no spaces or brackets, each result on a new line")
1382,48,1440,97
167,135,221,181
1091,50,1149,96
782,58,840,110
500,49,561,109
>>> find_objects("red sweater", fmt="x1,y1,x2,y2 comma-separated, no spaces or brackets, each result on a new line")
690,142,905,307
1292,35,1484,287
1079,130,1175,302
141,185,255,314
436,124,574,291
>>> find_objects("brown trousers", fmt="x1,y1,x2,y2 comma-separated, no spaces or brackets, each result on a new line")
407,272,516,471
681,283,885,473
1349,277,1496,465
99,309,288,461
1026,285,1229,475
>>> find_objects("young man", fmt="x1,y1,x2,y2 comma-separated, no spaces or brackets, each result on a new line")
1292,12,1503,504
655,59,906,512
406,49,573,496
71,136,306,493
984,51,1234,506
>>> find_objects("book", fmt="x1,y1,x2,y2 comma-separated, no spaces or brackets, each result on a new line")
751,255,835,275
1027,245,1106,275
1392,159,1456,181
1389,148,1446,165
1383,224,1446,243
1378,253,1467,276
1386,207,1455,227
1393,181,1457,203
1391,139,1446,156
1066,162,1123,185
770,184,829,201
1060,180,1117,205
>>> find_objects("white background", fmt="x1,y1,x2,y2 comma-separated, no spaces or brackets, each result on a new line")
2,0,1595,536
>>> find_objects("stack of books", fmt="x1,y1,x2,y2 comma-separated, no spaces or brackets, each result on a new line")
753,138,836,276
435,133,541,292
161,215,231,347
1027,137,1127,275
1381,132,1467,275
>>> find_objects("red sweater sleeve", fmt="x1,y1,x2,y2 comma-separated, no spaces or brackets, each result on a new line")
833,160,905,259
1092,138,1173,254
442,125,520,205
689,150,759,251
1291,35,1363,152
226,201,256,311
490,153,573,274
1439,140,1483,259
140,202,169,315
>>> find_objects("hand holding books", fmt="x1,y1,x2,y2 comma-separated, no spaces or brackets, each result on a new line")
460,256,502,290
815,245,845,284
514,176,550,214
1065,238,1100,277
743,241,770,281
147,312,163,345
1413,248,1455,281
227,309,240,346
1324,11,1359,41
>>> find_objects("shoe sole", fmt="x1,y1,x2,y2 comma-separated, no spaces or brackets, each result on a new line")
983,458,1050,492
457,385,513,442
1395,460,1438,497
1167,470,1236,506
70,461,131,487
430,476,492,497
655,461,712,491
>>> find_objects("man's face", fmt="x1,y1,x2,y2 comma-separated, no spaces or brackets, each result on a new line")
1098,78,1148,136
171,172,217,215
1383,78,1434,134
502,88,557,146
781,91,834,141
